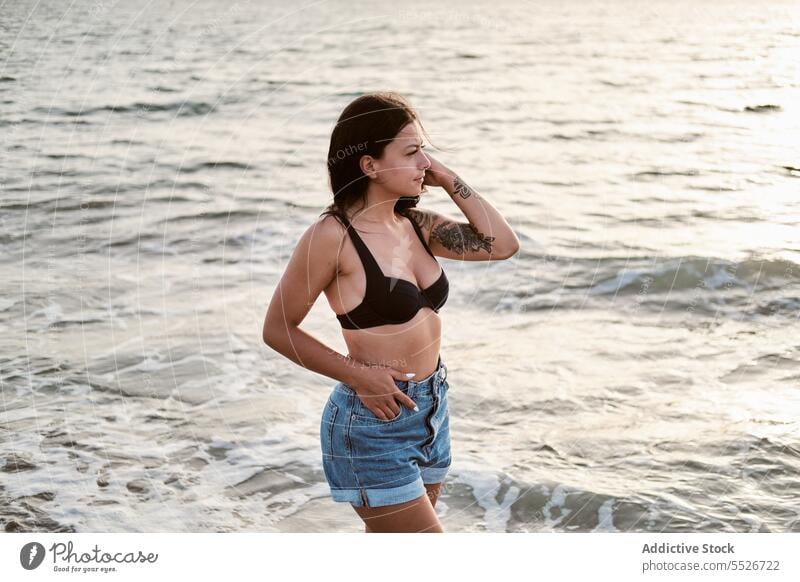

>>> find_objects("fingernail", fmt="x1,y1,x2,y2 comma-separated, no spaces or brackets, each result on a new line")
413,405,419,411
406,372,416,378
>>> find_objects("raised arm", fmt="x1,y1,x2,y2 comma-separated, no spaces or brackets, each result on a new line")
406,167,520,261
262,215,360,384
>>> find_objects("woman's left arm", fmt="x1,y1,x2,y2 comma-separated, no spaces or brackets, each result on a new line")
409,156,520,261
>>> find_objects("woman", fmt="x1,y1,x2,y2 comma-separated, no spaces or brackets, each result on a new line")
262,92,519,533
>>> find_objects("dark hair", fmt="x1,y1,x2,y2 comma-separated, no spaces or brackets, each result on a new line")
319,91,436,225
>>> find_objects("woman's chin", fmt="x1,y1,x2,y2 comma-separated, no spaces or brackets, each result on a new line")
401,185,422,198
397,193,421,204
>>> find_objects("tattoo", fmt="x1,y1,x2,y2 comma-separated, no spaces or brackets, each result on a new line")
432,222,495,254
452,175,475,199
407,207,495,255
406,208,434,232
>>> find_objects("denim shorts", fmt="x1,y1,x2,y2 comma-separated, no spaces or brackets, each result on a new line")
320,356,451,508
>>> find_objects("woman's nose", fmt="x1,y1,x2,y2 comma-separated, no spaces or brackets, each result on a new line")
420,152,431,170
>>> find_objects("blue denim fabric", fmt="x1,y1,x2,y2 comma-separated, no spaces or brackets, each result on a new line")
320,357,451,508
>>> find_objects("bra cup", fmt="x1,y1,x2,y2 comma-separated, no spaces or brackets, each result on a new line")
369,279,424,323
429,285,448,310
422,270,449,310
337,275,449,329
335,215,450,329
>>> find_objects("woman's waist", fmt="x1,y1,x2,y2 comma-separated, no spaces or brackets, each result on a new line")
343,347,442,379
342,312,441,374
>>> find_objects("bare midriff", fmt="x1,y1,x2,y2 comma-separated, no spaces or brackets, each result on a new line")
324,214,444,381
341,308,442,380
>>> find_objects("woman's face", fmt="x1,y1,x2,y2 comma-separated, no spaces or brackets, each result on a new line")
369,121,431,197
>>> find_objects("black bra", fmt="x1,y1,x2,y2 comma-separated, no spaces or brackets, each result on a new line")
335,213,449,329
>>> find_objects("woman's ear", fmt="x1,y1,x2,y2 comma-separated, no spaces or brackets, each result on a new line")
359,155,378,179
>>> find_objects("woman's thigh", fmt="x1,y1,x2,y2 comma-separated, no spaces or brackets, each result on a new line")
424,482,442,507
352,492,443,533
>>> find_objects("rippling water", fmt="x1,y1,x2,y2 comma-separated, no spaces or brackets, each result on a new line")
2,0,799,533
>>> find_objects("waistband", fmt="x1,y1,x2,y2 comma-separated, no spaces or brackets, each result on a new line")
334,355,447,398
396,355,447,395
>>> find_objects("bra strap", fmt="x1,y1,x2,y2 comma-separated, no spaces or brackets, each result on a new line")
406,215,436,258
338,215,385,278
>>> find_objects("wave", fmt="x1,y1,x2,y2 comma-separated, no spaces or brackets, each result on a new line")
487,254,800,318
744,104,782,113
754,296,800,317
676,100,783,115
782,165,800,177
542,117,621,126
87,180,211,195
547,130,705,144
630,168,701,181
149,86,181,93
478,473,726,532
0,181,212,211
4,117,92,126
587,256,799,296
549,129,625,141
599,79,634,87
176,161,251,173
163,209,260,223
34,100,216,118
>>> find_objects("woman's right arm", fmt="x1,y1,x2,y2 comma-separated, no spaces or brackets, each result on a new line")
263,215,418,420
262,215,359,385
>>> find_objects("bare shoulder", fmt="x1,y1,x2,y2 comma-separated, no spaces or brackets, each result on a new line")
264,213,349,331
308,213,348,244
300,213,349,273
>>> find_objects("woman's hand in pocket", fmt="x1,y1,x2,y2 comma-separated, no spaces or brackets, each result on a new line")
346,363,418,421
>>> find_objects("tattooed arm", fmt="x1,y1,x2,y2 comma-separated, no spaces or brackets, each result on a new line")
409,163,520,261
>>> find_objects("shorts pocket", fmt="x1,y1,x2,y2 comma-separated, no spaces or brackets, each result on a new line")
321,400,339,455
352,401,408,425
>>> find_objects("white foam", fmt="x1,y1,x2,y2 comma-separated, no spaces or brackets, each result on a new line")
592,498,619,532
541,483,572,529
451,462,519,532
